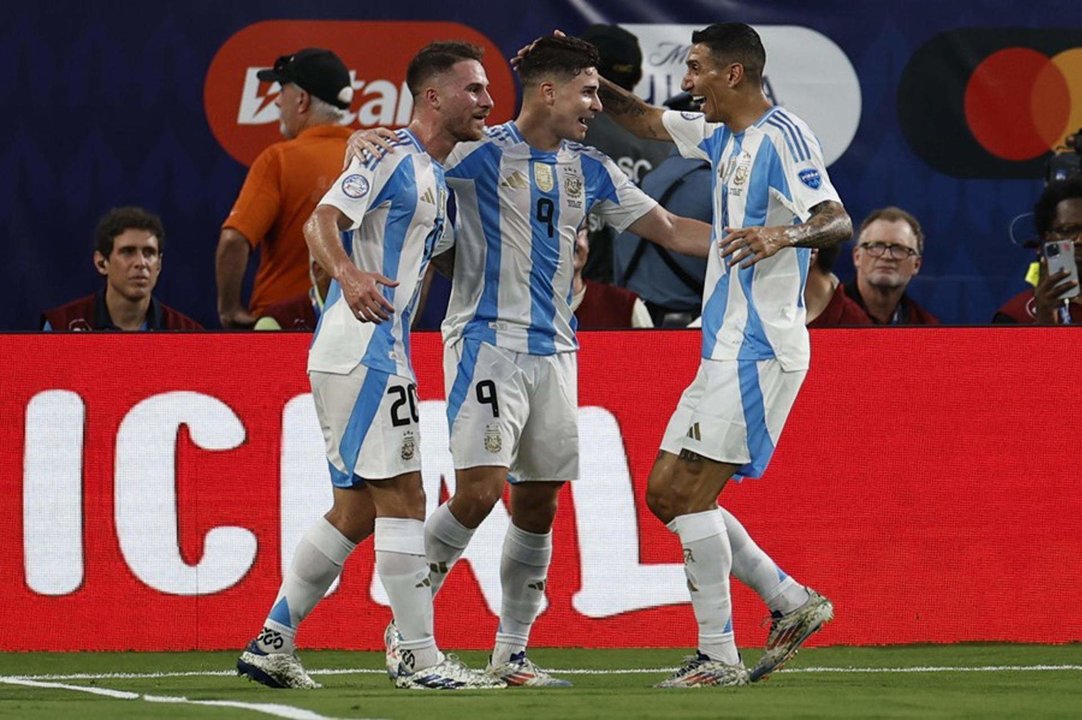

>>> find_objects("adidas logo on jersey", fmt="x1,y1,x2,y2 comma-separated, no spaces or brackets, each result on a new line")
420,188,435,204
500,171,528,190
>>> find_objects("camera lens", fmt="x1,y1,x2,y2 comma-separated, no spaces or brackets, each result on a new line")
1047,243,1060,256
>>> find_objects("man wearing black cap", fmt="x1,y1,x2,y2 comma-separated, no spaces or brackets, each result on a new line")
216,48,355,328
580,24,672,284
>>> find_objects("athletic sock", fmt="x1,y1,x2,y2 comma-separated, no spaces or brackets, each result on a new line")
256,517,356,655
424,502,476,596
670,509,739,665
375,517,441,671
720,506,809,615
491,524,552,666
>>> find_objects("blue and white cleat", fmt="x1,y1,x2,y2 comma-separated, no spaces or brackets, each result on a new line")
749,588,834,682
394,654,506,690
486,651,572,687
655,652,749,688
236,640,321,689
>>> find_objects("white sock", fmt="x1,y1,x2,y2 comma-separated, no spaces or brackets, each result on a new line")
492,524,552,666
375,517,441,671
257,517,355,654
670,509,739,665
720,506,809,615
424,502,476,597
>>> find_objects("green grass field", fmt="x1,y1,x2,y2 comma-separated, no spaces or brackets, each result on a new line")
2,645,1080,719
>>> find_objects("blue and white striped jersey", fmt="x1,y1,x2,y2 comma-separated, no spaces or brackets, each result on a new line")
441,121,657,355
308,129,450,380
662,108,841,371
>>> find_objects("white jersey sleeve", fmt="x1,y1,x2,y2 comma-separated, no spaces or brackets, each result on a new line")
765,112,841,221
661,110,715,163
585,150,658,233
319,155,387,229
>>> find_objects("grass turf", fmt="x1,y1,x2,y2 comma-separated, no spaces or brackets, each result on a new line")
1,644,1080,719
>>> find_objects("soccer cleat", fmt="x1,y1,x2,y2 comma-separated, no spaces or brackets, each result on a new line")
236,641,321,689
486,651,573,687
749,588,834,682
394,654,507,690
655,652,749,688
384,621,402,679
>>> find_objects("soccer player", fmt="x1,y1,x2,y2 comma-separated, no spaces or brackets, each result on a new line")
594,23,852,686
353,35,714,687
236,41,503,691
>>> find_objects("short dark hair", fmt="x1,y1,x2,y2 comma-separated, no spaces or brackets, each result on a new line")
858,206,925,255
690,23,766,82
94,206,165,257
518,35,600,85
406,41,484,97
1034,176,1082,238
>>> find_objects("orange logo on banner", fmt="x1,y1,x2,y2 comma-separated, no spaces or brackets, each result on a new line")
204,21,516,166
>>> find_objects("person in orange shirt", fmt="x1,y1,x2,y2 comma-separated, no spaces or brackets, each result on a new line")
216,48,355,328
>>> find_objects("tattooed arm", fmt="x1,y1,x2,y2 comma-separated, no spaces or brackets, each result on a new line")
597,76,672,142
718,200,853,269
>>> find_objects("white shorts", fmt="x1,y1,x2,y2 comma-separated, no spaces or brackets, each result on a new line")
660,358,806,479
443,339,578,482
310,365,422,487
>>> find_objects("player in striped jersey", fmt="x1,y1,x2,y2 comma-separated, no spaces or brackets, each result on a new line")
433,35,715,688
237,42,503,691
594,23,852,686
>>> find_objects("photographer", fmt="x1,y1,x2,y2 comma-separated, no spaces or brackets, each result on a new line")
993,176,1082,324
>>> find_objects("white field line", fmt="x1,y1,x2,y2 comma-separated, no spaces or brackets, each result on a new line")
0,676,385,720
3,664,1082,682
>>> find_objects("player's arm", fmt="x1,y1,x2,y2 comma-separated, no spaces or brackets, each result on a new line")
597,76,672,142
624,206,712,258
215,228,256,328
345,128,399,167
303,205,399,323
719,200,852,269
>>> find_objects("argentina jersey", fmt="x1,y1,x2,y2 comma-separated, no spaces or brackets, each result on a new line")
662,108,841,371
308,129,450,380
441,121,656,355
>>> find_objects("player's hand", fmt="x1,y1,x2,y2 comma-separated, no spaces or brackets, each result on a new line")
510,29,566,69
1033,256,1076,324
219,306,257,329
338,264,399,323
718,226,790,269
344,128,398,169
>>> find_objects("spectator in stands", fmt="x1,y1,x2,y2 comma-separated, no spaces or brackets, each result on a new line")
253,257,331,331
613,92,710,327
806,243,870,327
572,229,653,329
994,176,1082,324
581,24,672,284
844,207,939,324
216,48,355,328
41,207,201,331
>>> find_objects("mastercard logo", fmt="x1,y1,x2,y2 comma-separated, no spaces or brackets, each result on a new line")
899,29,1082,178
204,20,516,167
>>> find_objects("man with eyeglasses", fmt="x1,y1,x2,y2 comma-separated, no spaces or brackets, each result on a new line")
993,177,1082,324
844,207,939,325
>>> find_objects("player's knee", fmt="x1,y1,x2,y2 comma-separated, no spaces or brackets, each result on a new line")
450,483,503,526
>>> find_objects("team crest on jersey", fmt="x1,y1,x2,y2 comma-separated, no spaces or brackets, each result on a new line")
799,168,822,189
533,163,555,193
400,430,416,461
342,173,370,199
483,423,502,453
564,176,583,198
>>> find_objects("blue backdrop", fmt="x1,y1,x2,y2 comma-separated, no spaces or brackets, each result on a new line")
3,1,1080,330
